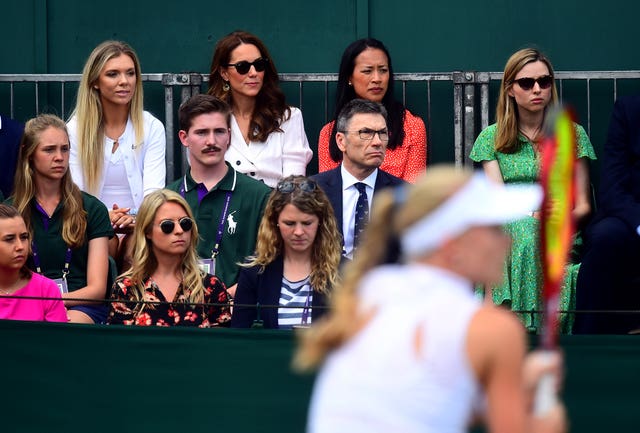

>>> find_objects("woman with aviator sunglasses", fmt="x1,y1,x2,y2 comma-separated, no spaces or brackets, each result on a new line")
108,189,231,327
231,176,343,329
207,31,312,188
469,48,596,332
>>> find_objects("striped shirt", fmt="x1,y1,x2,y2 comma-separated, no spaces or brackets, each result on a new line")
278,275,313,329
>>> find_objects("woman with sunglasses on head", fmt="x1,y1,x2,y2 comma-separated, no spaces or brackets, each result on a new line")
0,204,67,322
318,38,426,183
231,175,342,329
10,114,113,324
296,166,566,433
108,189,231,327
469,48,596,332
207,31,312,188
67,40,166,269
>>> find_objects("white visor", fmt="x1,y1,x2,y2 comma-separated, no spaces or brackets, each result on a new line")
400,172,542,259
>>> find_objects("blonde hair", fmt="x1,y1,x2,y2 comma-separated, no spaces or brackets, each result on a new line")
243,175,342,294
495,48,558,153
70,40,145,194
293,166,472,371
119,189,205,311
12,114,88,248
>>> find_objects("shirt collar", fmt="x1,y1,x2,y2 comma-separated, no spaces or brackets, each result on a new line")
340,164,378,191
184,162,237,193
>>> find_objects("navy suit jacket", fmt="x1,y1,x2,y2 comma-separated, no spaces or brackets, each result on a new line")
231,255,330,329
311,167,406,241
595,95,640,231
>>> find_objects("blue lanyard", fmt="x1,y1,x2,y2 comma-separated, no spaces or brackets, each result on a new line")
32,241,72,279
211,191,233,259
32,201,72,278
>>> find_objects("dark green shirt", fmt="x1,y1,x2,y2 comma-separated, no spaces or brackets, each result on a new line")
13,192,113,292
167,163,271,288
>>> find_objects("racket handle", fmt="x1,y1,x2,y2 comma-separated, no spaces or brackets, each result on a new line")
533,352,558,416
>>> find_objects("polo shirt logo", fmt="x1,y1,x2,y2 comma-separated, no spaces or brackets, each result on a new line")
227,211,238,234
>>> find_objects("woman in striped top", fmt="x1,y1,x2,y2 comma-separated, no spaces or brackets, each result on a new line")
231,175,342,329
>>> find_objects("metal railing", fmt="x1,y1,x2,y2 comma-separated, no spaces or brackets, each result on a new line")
2,71,640,180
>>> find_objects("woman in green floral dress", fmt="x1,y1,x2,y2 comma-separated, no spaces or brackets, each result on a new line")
470,48,596,332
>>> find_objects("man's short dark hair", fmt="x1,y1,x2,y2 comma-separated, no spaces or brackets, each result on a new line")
178,94,231,132
335,98,388,133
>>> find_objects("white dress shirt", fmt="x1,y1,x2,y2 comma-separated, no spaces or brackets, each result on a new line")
341,165,377,259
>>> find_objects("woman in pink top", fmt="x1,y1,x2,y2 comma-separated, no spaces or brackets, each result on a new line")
317,38,427,183
0,204,67,322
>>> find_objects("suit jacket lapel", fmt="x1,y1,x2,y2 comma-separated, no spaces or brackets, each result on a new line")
373,170,388,197
328,169,344,238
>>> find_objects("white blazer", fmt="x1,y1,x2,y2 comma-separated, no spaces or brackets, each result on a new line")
225,106,313,188
68,111,166,209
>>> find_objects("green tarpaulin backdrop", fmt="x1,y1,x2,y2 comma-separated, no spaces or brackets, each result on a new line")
2,321,639,432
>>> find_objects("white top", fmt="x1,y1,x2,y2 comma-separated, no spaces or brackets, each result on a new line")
102,147,135,209
340,165,376,259
225,106,312,188
68,111,167,210
308,264,482,433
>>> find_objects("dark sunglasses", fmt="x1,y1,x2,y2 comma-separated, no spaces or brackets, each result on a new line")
224,58,268,75
159,217,193,234
512,75,554,91
276,179,317,193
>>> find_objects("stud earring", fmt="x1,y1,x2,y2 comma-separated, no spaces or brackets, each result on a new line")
223,81,230,92
348,81,352,86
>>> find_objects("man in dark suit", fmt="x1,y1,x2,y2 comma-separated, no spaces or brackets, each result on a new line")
312,99,405,258
0,114,24,200
574,95,640,334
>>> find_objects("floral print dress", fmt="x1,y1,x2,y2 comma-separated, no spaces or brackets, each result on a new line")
108,273,231,327
470,123,596,333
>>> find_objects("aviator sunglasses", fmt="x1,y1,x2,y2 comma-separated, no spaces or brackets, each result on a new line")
512,75,554,91
224,57,269,75
158,217,194,234
276,179,317,194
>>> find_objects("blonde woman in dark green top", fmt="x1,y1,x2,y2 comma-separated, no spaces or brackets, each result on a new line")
9,114,113,323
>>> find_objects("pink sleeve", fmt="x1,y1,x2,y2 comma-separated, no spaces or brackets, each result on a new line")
318,121,340,172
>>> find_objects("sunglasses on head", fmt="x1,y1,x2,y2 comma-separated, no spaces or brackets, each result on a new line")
224,57,268,75
159,217,193,234
512,75,554,91
276,179,317,194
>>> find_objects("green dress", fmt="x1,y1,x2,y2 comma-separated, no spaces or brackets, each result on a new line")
470,123,596,333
